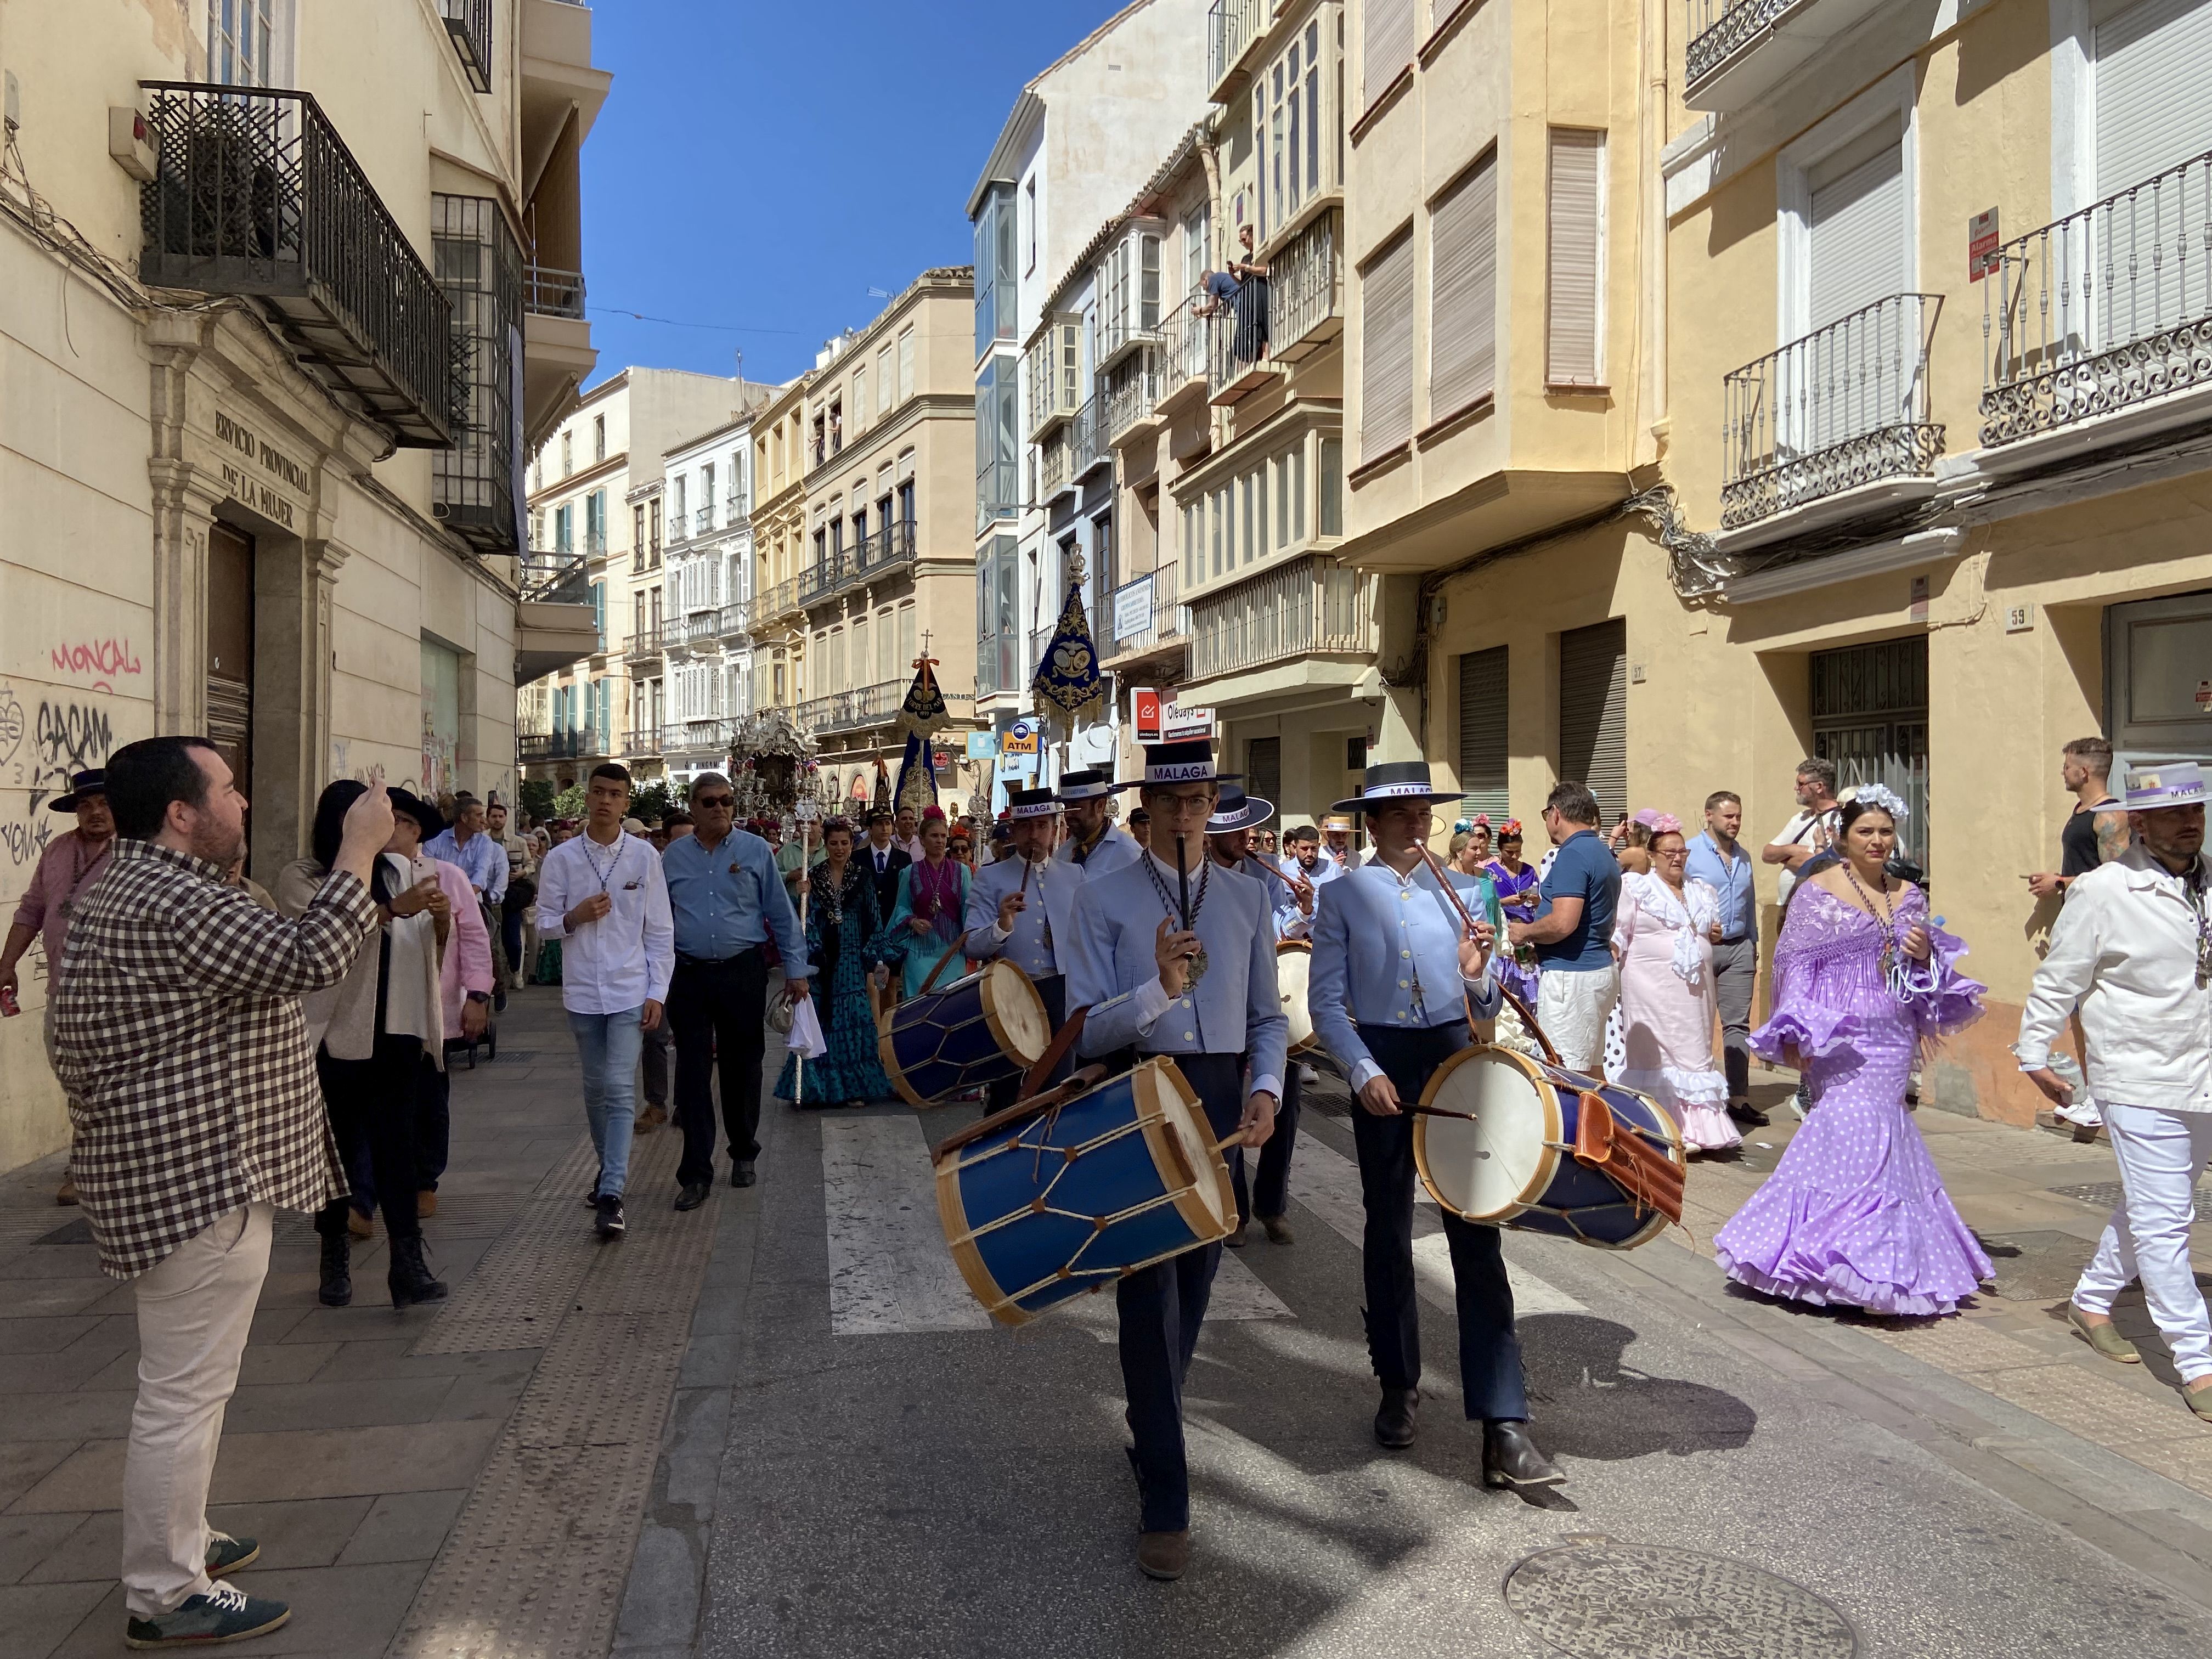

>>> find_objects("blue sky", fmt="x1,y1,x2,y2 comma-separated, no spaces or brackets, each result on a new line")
580,1,1127,388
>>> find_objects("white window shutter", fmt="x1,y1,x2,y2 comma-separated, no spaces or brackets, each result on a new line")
1359,230,1416,463
2096,0,2212,198
1362,0,1417,106
1430,151,1498,421
1547,129,1605,386
1805,126,1904,334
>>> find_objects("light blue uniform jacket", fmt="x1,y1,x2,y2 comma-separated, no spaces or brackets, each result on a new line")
1066,852,1288,1099
962,855,1081,979
1310,859,1503,1091
1052,822,1144,879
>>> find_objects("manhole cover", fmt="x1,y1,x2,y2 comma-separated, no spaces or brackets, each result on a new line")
2051,1180,2212,1222
1506,1538,1855,1658
1977,1229,2101,1301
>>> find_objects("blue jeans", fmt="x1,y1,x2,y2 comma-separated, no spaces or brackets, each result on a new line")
568,1007,645,1199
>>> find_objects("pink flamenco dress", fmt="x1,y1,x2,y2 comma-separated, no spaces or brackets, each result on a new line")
1611,872,1740,1153
1714,883,1993,1317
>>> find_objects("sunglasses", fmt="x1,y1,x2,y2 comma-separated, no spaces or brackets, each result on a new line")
695,795,735,809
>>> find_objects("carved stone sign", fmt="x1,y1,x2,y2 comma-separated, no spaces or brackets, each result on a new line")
213,409,308,529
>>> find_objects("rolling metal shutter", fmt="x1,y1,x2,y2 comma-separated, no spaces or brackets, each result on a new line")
1430,152,1498,421
1558,619,1627,826
1245,736,1282,826
1806,123,1905,334
1457,645,1509,821
1546,131,1605,386
1359,229,1415,462
1363,0,1417,104
2096,0,2212,198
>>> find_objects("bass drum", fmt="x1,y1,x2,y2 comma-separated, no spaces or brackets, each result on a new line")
1275,939,1317,1055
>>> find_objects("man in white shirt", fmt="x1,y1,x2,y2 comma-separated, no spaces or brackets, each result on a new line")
2018,761,2212,1423
892,804,924,862
533,764,675,1241
1762,756,1841,907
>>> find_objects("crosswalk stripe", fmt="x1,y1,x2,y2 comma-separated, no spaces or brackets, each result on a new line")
822,1115,991,1337
1288,1132,1586,1316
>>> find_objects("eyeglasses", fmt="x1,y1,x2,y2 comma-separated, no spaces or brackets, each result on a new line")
695,795,735,810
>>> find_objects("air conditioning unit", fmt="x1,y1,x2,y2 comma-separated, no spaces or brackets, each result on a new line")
108,106,156,182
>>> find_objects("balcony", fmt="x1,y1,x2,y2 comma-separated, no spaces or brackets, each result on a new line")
725,492,751,528
1040,431,1070,499
716,601,751,641
137,83,453,447
1720,292,1944,538
627,622,665,664
1209,210,1341,406
798,680,978,737
1102,347,1161,445
524,262,585,318
1154,293,1211,413
619,724,661,760
1207,0,1272,100
441,0,494,92
1682,0,1894,115
519,726,607,763
665,613,724,658
661,719,734,758
1188,556,1375,683
852,518,918,583
799,552,846,609
1025,320,1082,440
695,506,718,537
1102,562,1189,664
1070,397,1109,483
1981,146,2212,457
431,194,523,553
759,575,802,625
519,550,589,603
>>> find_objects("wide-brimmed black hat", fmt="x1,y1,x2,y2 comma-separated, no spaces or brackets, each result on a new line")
1119,739,1239,792
1006,787,1062,820
387,785,446,840
1056,768,1135,802
50,769,105,812
1206,783,1274,832
1330,761,1463,815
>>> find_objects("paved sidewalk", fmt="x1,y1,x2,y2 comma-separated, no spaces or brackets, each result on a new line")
0,989,725,1659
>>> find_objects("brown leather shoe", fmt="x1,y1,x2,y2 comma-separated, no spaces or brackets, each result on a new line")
1260,1214,1294,1245
416,1190,438,1218
55,1176,78,1206
637,1105,668,1134
1136,1530,1189,1581
347,1209,374,1240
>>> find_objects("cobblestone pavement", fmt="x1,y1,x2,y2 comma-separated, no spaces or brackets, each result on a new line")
6,1000,2211,1657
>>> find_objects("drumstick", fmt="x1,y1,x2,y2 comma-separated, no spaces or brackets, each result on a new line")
1418,844,1562,1064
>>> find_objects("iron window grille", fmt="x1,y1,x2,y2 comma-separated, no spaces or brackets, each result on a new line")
442,0,494,93
432,194,522,553
137,82,454,446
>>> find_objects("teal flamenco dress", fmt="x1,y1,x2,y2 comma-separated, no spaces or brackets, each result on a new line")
774,861,894,1108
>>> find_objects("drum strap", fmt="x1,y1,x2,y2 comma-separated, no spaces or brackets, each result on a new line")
1018,1007,1088,1101
1571,1092,1685,1225
917,932,972,996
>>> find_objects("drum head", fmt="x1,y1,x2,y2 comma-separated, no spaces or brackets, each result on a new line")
1274,940,1316,1053
978,961,1051,1065
1417,1047,1556,1221
1136,1059,1233,1239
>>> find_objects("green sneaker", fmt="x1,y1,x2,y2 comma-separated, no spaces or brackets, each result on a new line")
125,1583,289,1649
205,1532,259,1573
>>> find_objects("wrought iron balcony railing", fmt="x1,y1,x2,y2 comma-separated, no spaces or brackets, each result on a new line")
441,0,494,93
1720,293,1944,531
852,518,918,583
1207,210,1342,403
1040,431,1070,498
1685,0,1791,88
519,550,590,604
1154,292,1210,407
1189,556,1374,681
659,719,735,757
695,507,717,537
1104,562,1189,659
799,680,978,737
520,726,607,762
1207,0,1272,96
1982,146,2212,448
525,262,585,318
627,623,666,658
138,83,454,447
1102,346,1161,442
725,493,751,527
1070,396,1109,479
759,576,802,622
799,552,845,607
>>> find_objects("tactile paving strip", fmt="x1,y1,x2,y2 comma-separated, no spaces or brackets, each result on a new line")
408,1138,607,1356
391,1120,718,1658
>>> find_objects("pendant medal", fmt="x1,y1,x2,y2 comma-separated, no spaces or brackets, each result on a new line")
1187,946,1209,990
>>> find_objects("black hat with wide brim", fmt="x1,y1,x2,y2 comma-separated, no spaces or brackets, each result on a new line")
1206,785,1274,832
1330,761,1464,815
387,786,447,840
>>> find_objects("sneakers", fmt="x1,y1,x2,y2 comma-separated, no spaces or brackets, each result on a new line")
595,1193,626,1239
204,1532,258,1573
125,1583,289,1649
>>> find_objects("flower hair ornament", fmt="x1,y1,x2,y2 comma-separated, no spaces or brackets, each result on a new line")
1472,814,1492,828
1851,783,1910,821
1647,812,1683,836
1497,819,1523,838
1631,806,1666,829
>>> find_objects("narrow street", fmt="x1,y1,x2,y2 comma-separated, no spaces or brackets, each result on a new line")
4,988,2211,1658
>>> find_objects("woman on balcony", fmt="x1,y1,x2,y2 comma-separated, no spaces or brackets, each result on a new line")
1715,790,1992,1317
871,806,974,1002
775,820,891,1110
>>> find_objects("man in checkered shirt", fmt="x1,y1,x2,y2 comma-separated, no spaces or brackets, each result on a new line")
51,736,389,1649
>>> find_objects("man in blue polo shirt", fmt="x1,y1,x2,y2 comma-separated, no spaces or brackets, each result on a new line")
1506,780,1620,1074
660,772,808,1209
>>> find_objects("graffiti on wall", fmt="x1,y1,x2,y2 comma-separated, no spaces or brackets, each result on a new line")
48,637,143,694
2,680,119,872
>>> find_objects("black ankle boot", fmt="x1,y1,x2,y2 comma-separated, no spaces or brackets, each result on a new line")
318,1229,352,1307
387,1234,449,1308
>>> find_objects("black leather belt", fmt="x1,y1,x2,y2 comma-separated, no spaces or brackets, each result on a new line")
675,946,763,968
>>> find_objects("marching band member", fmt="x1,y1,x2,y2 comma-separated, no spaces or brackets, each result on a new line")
1206,785,1306,1245
1308,760,1564,1491
1065,739,1284,1582
1053,769,1144,876
962,788,1080,1112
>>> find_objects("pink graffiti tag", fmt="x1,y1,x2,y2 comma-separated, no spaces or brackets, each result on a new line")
50,639,143,694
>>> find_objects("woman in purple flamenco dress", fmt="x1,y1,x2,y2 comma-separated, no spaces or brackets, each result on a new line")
1716,791,1994,1317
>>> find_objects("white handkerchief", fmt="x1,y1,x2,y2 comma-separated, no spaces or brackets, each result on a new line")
786,994,829,1059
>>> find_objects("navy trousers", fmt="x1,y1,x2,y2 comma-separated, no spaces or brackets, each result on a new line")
1233,1061,1301,1223
1351,1022,1528,1423
1119,1051,1245,1533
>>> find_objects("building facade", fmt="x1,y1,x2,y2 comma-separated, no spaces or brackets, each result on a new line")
794,272,986,811
652,407,768,789
969,0,1213,802
0,0,609,1171
516,369,749,793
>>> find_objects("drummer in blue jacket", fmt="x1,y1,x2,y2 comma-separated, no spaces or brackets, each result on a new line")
1308,760,1564,1491
1204,784,1306,1246
1065,738,1284,1583
962,787,1082,1112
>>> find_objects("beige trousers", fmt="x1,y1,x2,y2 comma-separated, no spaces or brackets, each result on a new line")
1537,964,1620,1077
123,1202,272,1616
